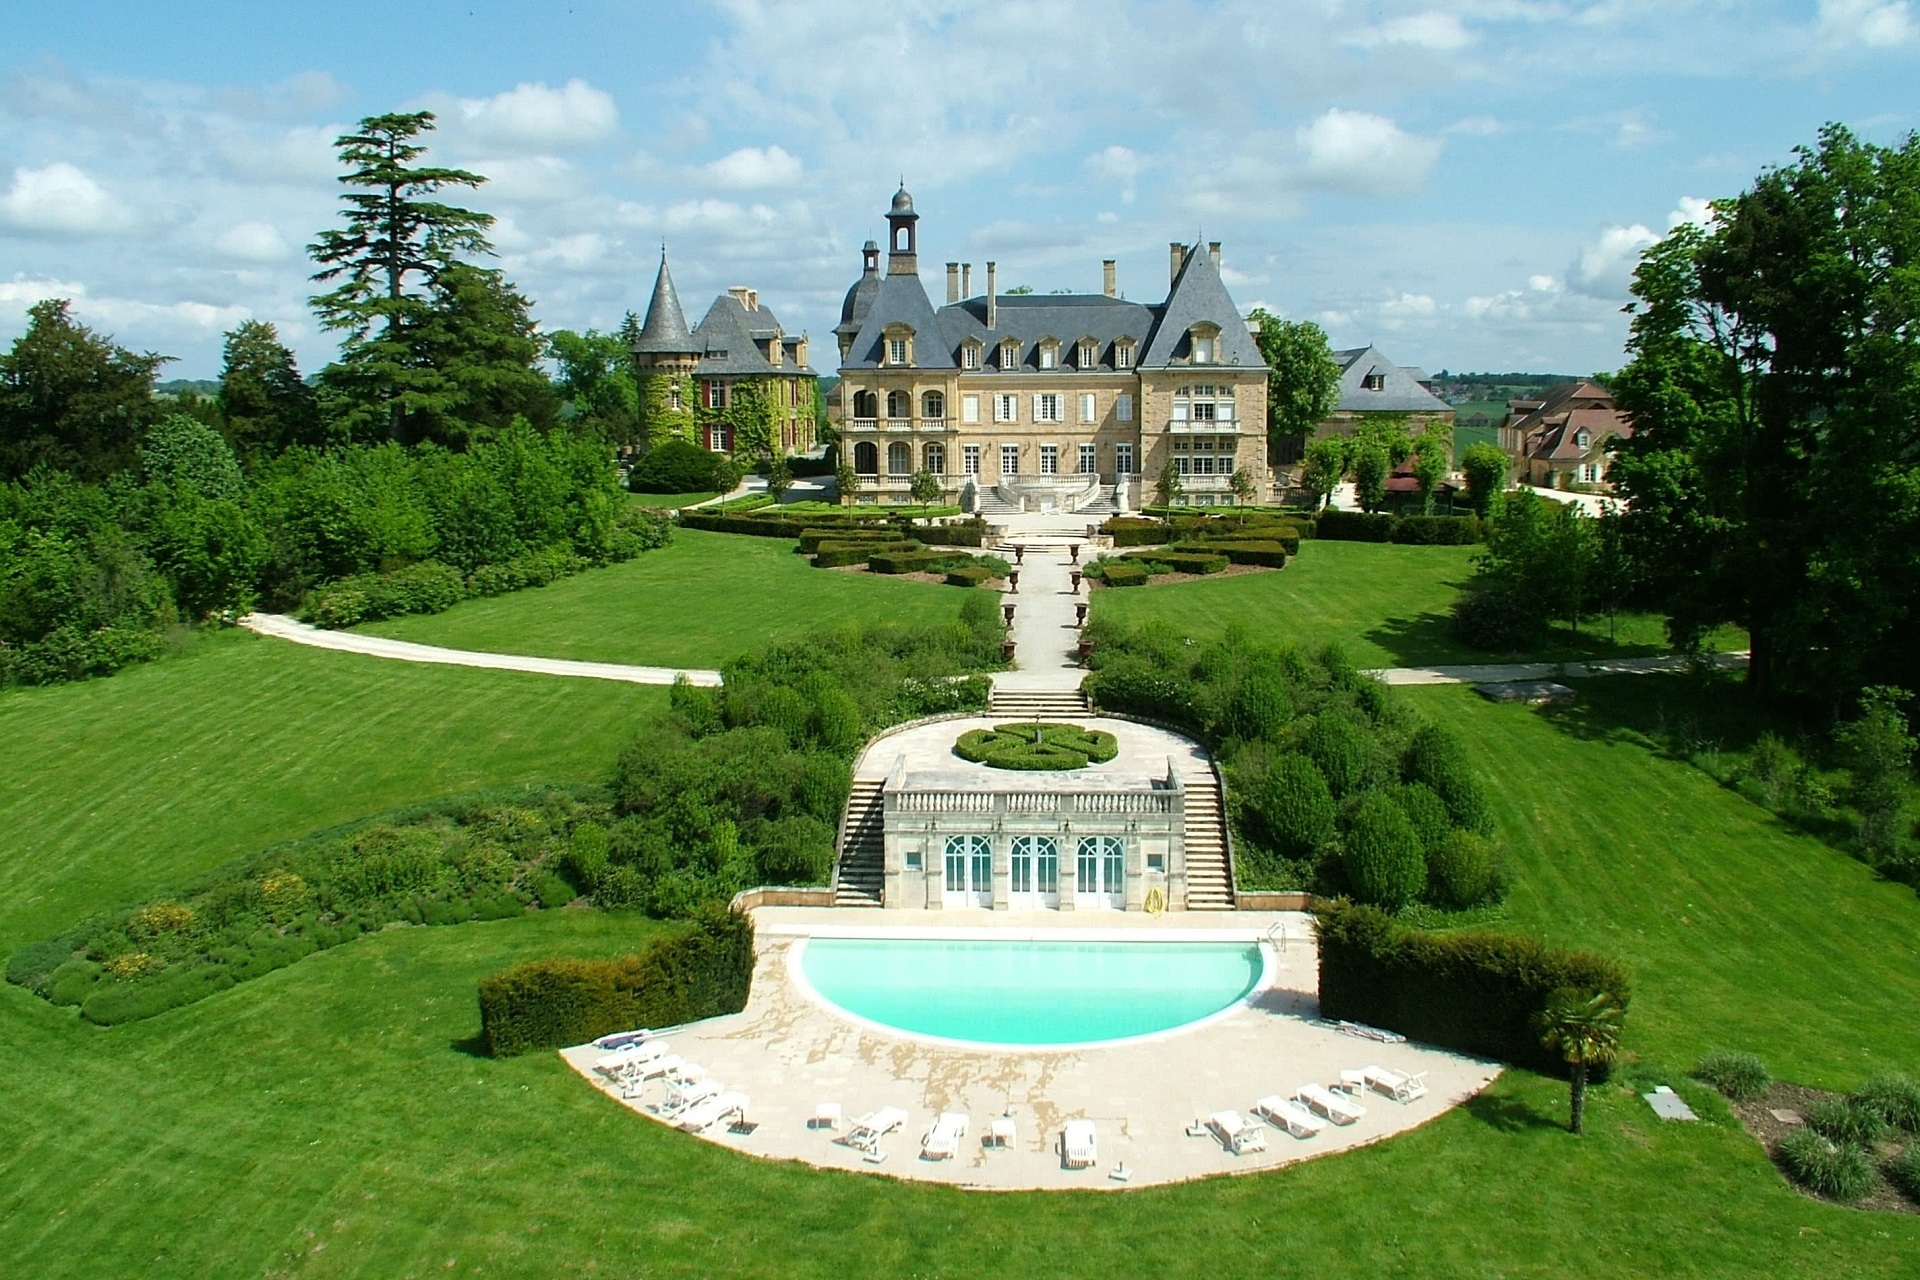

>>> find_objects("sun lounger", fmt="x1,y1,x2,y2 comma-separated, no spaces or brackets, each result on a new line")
1061,1118,1097,1169
985,1115,1017,1149
840,1106,909,1155
595,1039,669,1080
655,1077,722,1121
592,1029,655,1051
810,1101,843,1131
1254,1095,1325,1139
1363,1065,1429,1103
1207,1110,1267,1155
921,1112,969,1160
1297,1082,1366,1125
678,1091,750,1133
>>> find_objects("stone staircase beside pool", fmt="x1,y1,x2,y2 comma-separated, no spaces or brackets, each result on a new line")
1181,769,1236,910
832,778,886,907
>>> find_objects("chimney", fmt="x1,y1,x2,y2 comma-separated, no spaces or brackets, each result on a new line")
1169,242,1186,284
728,285,752,307
1102,259,1117,298
962,263,973,297
986,261,998,330
946,262,961,304
1208,242,1221,270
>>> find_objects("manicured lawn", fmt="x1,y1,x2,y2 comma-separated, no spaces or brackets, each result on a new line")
1094,539,1738,669
0,630,664,948
354,528,968,668
629,489,716,508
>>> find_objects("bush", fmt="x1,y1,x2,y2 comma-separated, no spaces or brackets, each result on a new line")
677,511,803,537
868,549,969,575
1175,539,1292,567
1888,1145,1920,1203
79,963,237,1026
1316,509,1398,542
302,560,468,628
1404,723,1493,833
1341,792,1427,912
629,439,731,494
1307,707,1375,798
1390,515,1483,545
1313,899,1631,1075
1120,550,1228,575
813,540,914,568
797,527,903,553
1097,562,1149,588
1242,753,1337,860
477,907,754,1056
1853,1074,1920,1133
1452,583,1542,651
1777,1127,1874,1201
954,722,1118,770
918,518,989,547
1694,1050,1772,1101
1807,1096,1891,1146
0,625,168,687
1102,518,1172,547
945,565,994,587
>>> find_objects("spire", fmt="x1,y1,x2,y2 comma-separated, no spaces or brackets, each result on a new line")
633,250,695,354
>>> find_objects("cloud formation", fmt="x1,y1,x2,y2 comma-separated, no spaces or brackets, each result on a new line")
705,145,803,190
443,79,619,152
0,163,132,236
1295,110,1443,197
1815,0,1915,47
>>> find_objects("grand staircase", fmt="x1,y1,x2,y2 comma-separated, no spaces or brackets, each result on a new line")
987,687,1090,719
1181,770,1236,910
832,778,885,907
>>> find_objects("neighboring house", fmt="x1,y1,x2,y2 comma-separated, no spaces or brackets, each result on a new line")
1500,380,1631,491
630,251,818,457
1382,453,1460,511
832,186,1269,509
1315,345,1455,443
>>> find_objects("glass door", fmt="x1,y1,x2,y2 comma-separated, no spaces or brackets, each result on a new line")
943,835,992,908
1010,836,1060,908
1076,836,1125,910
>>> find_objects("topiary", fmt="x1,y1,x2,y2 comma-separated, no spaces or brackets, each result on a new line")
1425,829,1495,908
1341,791,1426,912
1853,1074,1920,1134
1777,1127,1874,1201
1694,1050,1771,1102
1806,1096,1890,1147
1404,723,1493,833
1244,753,1337,861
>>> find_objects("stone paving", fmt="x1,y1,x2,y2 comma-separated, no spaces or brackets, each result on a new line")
988,529,1092,694
852,715,1205,787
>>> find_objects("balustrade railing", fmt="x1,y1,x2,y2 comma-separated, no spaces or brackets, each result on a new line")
889,790,1175,815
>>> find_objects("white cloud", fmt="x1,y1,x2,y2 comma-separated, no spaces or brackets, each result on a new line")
1348,12,1475,51
1086,145,1145,204
215,221,292,262
445,78,618,152
0,274,89,317
1570,222,1659,296
1815,0,1915,47
1668,194,1714,229
78,296,250,332
0,163,133,236
1295,110,1443,197
704,145,803,190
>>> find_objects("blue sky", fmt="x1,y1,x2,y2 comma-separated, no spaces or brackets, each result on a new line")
2,0,1917,379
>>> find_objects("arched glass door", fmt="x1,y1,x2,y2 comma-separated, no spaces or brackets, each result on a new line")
1009,836,1060,908
1076,836,1125,909
943,835,991,908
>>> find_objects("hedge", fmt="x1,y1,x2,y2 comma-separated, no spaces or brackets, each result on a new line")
918,519,989,548
954,722,1119,769
1313,900,1630,1076
1096,562,1149,588
1315,509,1399,542
1101,517,1172,547
1316,509,1484,545
1121,550,1229,575
678,511,805,537
814,540,916,568
945,565,995,587
1174,539,1292,567
868,549,971,575
0,625,168,687
797,527,906,553
478,907,755,1057
710,493,776,513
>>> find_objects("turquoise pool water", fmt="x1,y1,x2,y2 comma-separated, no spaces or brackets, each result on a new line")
797,938,1265,1047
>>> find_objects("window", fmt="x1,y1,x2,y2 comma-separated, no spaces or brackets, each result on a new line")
1078,443,1097,474
708,424,732,452
1575,430,1592,449
924,442,945,474
963,444,981,476
1362,372,1386,392
1038,343,1057,370
1040,445,1059,475
994,393,1018,423
669,386,682,411
1115,442,1134,475
1116,393,1133,422
1174,384,1233,425
944,835,990,899
1000,444,1020,476
962,393,980,424
1079,340,1098,368
887,336,908,365
1192,334,1216,363
854,441,879,475
1001,340,1021,370
1079,392,1097,423
886,389,910,419
704,380,728,409
1114,342,1133,369
852,389,877,419
922,390,945,420
1580,462,1599,484
1034,393,1063,423
887,440,911,475
1077,835,1124,899
961,343,981,370
1010,835,1058,896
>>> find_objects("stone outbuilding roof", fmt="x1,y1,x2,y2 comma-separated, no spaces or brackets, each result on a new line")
691,291,814,376
1330,345,1451,414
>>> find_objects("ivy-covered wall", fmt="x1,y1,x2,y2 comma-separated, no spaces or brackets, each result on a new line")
636,371,696,453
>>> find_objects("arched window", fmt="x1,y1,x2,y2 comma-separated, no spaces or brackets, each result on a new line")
852,389,878,419
922,390,945,420
886,389,910,419
887,440,911,475
854,441,879,475
924,442,945,475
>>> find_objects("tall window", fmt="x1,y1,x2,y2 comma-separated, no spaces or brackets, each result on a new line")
1078,443,1097,474
994,393,1018,423
1001,444,1019,476
924,442,945,474
708,424,731,452
1079,340,1099,368
963,444,981,476
922,390,945,419
705,380,728,409
887,336,908,365
854,441,879,475
1039,444,1059,475
852,389,877,419
669,386,683,411
887,440,911,476
1362,372,1385,391
1001,340,1021,370
1580,462,1599,484
962,393,980,424
1079,392,1097,423
945,835,991,898
886,389,910,419
962,343,981,370
1115,393,1133,422
1174,385,1233,423
1115,442,1134,475
1192,333,1216,363
1034,393,1063,423
1114,342,1133,369
1038,343,1057,370
1575,430,1592,448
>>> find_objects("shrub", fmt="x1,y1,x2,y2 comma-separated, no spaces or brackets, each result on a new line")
1777,1128,1874,1201
1404,723,1493,833
813,540,914,568
530,872,575,909
954,722,1118,770
302,560,468,629
918,518,989,547
796,526,905,553
1120,550,1228,575
1888,1145,1920,1203
1307,707,1375,798
1175,539,1292,567
629,439,730,493
867,549,968,575
1242,753,1337,860
1097,562,1149,588
1316,509,1398,542
1389,515,1483,545
0,625,169,687
1853,1074,1920,1133
1102,517,1172,547
80,963,236,1026
1393,783,1452,852
677,512,804,537
1807,1096,1891,1146
1313,900,1631,1075
1341,792,1427,912
477,907,754,1056
945,565,994,587
1694,1050,1772,1101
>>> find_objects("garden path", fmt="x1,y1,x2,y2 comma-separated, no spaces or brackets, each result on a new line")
990,527,1092,696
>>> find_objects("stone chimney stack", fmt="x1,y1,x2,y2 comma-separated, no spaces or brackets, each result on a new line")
962,263,973,298
1102,259,1117,298
1208,241,1222,270
946,262,961,304
1169,242,1186,285
986,261,998,330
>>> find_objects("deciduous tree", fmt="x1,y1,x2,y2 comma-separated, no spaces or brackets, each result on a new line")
1248,310,1341,462
0,300,168,482
218,320,322,464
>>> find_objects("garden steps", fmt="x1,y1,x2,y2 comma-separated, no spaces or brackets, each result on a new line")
1181,774,1236,910
833,778,886,907
987,688,1090,719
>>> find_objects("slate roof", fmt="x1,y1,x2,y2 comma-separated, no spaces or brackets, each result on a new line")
691,293,814,376
1137,244,1266,369
633,254,695,355
1511,381,1629,461
932,294,1157,371
1330,346,1452,413
837,241,881,340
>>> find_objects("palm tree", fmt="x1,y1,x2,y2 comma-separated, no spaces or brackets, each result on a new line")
1538,989,1625,1134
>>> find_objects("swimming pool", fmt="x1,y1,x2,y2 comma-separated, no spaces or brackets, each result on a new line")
793,936,1269,1049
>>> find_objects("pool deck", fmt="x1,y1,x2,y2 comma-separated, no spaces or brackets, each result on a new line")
558,908,1501,1191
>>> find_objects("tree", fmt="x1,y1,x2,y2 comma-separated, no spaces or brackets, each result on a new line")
1341,791,1426,912
1228,466,1257,504
0,299,169,482
1459,442,1508,519
1152,456,1186,508
1835,686,1916,861
834,460,861,506
766,454,794,502
1247,310,1341,462
1537,989,1625,1134
1351,444,1389,513
908,468,942,505
404,261,557,448
218,321,321,465
308,111,494,444
1299,435,1346,511
1410,449,1447,515
548,326,639,447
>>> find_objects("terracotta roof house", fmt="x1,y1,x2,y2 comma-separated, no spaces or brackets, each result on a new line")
1499,380,1631,491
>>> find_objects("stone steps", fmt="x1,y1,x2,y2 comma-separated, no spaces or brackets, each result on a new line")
833,779,886,907
988,688,1090,719
1181,776,1236,910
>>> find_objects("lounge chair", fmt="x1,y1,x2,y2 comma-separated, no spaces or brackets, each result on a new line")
1207,1109,1268,1155
595,1039,669,1081
1297,1082,1366,1125
985,1116,1017,1150
1061,1119,1097,1169
921,1112,969,1160
655,1077,722,1121
591,1029,655,1051
840,1106,909,1155
810,1101,843,1131
1253,1095,1325,1139
678,1091,750,1133
1363,1065,1429,1103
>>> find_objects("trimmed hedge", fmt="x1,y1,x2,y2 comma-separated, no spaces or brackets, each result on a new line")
1317,509,1484,545
945,565,995,587
478,907,754,1057
1097,562,1149,588
954,722,1119,770
1316,509,1399,542
868,549,970,575
919,518,989,548
813,540,916,568
1175,539,1292,567
797,527,904,553
678,512,804,537
1122,550,1229,576
1313,899,1631,1076
1102,517,1172,547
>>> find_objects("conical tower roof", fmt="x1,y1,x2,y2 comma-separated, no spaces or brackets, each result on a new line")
633,251,696,354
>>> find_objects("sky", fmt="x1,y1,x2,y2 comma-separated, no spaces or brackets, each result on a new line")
1,1,1917,382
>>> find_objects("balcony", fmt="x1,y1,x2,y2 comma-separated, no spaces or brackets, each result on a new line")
845,417,954,433
1166,420,1241,435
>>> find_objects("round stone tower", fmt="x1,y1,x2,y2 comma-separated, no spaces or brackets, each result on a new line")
631,249,700,453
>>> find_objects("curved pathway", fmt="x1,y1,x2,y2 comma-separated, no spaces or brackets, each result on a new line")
237,613,723,686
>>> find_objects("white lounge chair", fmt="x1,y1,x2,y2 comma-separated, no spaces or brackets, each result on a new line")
840,1106,909,1155
678,1090,750,1133
596,1039,669,1081
810,1101,843,1131
1298,1082,1366,1125
985,1115,1017,1150
591,1029,655,1051
1207,1110,1267,1155
655,1077,722,1121
921,1112,969,1160
1253,1095,1325,1139
1061,1119,1097,1169
1363,1065,1429,1103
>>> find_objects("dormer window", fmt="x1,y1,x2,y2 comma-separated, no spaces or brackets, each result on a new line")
1001,339,1021,370
883,325,914,367
1362,372,1386,391
961,341,981,370
1114,341,1133,369
1189,323,1220,365
1575,430,1592,449
1038,340,1059,371
888,338,907,364
1079,339,1099,369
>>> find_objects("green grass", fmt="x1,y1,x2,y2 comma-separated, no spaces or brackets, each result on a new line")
0,629,664,948
628,490,716,508
1094,539,1739,669
353,528,968,669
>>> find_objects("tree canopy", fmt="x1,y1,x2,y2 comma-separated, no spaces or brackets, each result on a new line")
1248,310,1341,460
0,300,169,482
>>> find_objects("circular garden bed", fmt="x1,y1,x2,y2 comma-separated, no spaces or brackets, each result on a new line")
953,722,1120,771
